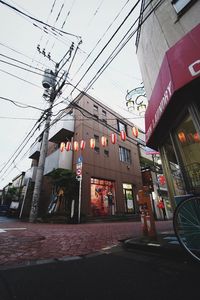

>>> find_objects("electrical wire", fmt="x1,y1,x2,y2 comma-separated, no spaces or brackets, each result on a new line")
0,68,43,90
73,0,131,78
61,0,77,29
83,0,157,92
0,41,54,69
0,110,47,176
0,54,65,81
0,0,81,38
0,53,45,73
48,0,158,125
0,115,144,121
0,0,159,184
0,96,45,111
0,59,44,77
69,0,141,96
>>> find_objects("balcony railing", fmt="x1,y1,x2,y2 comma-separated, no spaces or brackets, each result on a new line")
24,166,37,184
44,148,73,175
29,141,41,159
49,115,74,143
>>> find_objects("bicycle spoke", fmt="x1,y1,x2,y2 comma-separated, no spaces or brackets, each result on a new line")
173,196,200,262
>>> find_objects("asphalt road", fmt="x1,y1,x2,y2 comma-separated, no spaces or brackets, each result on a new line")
0,245,198,300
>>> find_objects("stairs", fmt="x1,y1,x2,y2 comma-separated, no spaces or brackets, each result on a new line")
86,214,140,223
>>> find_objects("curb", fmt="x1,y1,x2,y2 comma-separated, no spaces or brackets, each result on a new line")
122,237,189,260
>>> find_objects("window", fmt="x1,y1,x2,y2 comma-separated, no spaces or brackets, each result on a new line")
117,120,127,135
176,113,200,192
102,110,106,116
171,0,194,14
94,146,100,154
104,150,109,157
94,135,99,142
93,114,98,120
93,104,98,111
119,146,131,164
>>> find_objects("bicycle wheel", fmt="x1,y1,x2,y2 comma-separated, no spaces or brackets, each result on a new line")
173,196,200,262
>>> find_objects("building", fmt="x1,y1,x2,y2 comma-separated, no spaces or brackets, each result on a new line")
24,93,145,222
1,172,25,216
136,0,200,208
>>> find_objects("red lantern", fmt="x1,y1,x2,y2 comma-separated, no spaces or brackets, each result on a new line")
132,126,139,138
73,141,79,151
80,140,86,150
120,130,126,141
101,136,107,147
111,133,116,144
90,138,95,149
194,132,200,143
158,175,166,186
60,142,65,152
178,132,186,143
66,141,71,151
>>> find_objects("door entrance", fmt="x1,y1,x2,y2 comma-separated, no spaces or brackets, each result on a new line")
123,184,135,213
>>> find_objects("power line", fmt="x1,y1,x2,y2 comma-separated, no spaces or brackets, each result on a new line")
0,96,45,111
0,68,43,89
0,41,54,69
73,0,131,78
48,0,158,128
0,114,143,121
0,110,47,177
0,54,65,81
0,58,45,77
69,0,141,95
0,0,81,39
0,0,156,185
83,0,158,91
0,53,45,73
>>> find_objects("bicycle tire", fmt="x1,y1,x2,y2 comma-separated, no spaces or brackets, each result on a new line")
173,196,200,262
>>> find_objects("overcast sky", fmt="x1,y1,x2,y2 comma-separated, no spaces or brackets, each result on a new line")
0,0,144,188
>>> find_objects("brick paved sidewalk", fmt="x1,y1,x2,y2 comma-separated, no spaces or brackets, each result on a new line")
0,217,173,267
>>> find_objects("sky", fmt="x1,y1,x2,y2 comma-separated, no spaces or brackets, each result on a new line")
0,0,144,188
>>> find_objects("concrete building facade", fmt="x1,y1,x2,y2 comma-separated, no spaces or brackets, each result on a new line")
136,0,200,208
26,93,144,222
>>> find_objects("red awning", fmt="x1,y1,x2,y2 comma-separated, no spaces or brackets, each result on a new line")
145,23,200,145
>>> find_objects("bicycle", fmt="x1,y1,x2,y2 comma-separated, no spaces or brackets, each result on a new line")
173,195,200,262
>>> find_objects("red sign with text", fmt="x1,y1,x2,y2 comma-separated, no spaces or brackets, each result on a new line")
145,23,200,144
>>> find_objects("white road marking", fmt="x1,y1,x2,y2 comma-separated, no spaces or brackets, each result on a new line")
0,227,26,233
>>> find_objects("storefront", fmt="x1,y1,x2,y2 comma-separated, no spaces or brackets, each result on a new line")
145,23,200,208
90,178,115,216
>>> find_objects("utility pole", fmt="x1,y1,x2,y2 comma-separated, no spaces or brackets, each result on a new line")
29,72,56,222
29,43,75,223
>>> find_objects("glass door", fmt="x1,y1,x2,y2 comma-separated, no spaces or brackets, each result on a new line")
123,184,135,213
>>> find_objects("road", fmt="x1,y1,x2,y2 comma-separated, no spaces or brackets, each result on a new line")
0,244,198,300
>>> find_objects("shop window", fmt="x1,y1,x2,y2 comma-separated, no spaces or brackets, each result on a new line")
162,137,186,196
90,178,115,216
119,146,131,164
176,114,200,192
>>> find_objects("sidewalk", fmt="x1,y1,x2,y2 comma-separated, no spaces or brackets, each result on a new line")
0,217,185,268
122,227,188,259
